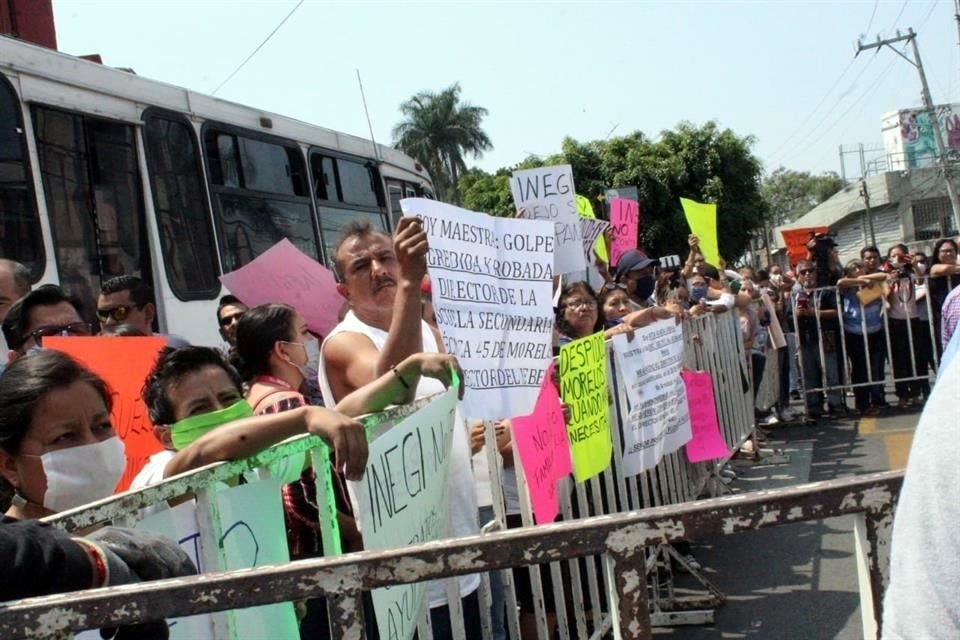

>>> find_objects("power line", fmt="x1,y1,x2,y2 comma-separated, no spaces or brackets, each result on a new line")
885,0,910,36
778,50,905,168
863,0,880,36
211,0,305,96
766,1,885,166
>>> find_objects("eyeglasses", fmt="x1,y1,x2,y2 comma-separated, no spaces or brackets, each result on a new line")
96,305,142,323
601,283,628,292
219,311,245,328
25,322,93,345
563,299,594,311
798,268,815,275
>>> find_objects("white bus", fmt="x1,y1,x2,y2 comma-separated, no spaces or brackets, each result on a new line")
0,36,433,346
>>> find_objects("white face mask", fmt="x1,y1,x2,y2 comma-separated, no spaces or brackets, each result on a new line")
288,336,321,384
40,437,126,512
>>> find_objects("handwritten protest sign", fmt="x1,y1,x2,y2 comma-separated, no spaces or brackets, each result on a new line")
220,238,342,338
760,292,787,349
576,194,609,263
137,480,298,640
609,198,640,267
46,336,166,491
580,218,610,268
510,364,572,524
511,164,585,274
680,371,730,463
351,386,458,640
406,198,555,419
560,332,611,482
780,226,828,266
610,320,691,477
680,198,720,267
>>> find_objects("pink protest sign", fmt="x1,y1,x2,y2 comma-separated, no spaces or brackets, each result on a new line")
681,371,731,463
220,239,343,338
511,364,573,524
609,198,640,267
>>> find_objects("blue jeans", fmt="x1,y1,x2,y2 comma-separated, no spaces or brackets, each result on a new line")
478,505,507,640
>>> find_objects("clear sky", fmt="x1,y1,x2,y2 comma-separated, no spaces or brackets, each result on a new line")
52,0,960,179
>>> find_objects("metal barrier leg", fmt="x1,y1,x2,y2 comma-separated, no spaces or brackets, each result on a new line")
606,548,651,640
328,591,367,640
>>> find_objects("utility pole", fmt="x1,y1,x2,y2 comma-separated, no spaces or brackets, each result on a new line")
857,29,960,237
861,180,876,247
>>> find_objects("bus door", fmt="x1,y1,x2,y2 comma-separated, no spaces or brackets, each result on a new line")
0,76,45,286
31,106,153,323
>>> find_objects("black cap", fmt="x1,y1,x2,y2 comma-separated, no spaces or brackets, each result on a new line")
614,249,657,280
696,263,721,281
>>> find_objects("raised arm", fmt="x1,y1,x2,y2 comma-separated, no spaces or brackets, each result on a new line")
164,406,368,480
376,216,429,377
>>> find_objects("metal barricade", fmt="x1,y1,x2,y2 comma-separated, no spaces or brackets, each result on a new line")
0,471,902,640
788,273,952,416
16,310,765,640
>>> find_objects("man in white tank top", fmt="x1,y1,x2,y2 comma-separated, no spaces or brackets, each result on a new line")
319,217,482,639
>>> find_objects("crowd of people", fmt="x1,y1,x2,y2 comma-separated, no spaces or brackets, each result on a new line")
0,218,957,638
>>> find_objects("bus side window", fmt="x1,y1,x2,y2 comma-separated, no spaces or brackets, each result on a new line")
0,75,44,282
204,127,318,271
143,113,220,301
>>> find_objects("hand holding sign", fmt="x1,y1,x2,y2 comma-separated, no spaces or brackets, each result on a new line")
394,215,429,283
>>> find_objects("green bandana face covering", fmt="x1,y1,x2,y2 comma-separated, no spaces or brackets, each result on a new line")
170,400,254,450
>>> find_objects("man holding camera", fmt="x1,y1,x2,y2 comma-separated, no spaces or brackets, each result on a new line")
789,259,845,420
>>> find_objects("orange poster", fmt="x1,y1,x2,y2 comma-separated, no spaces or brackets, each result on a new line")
46,336,167,492
781,227,828,267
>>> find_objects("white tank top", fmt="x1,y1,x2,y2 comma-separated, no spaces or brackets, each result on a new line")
319,311,480,607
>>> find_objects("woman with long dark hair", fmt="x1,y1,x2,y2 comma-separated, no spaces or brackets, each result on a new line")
927,238,960,356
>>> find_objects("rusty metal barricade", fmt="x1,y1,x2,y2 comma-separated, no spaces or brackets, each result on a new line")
0,471,902,640
15,310,765,640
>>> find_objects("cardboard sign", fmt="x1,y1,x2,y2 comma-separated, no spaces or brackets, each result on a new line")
611,320,692,476
609,198,640,267
137,479,299,640
559,332,612,482
351,386,458,640
510,363,572,524
780,226,828,267
45,336,167,492
220,238,343,339
511,165,585,274
680,198,720,267
681,371,731,463
576,194,609,264
407,198,555,419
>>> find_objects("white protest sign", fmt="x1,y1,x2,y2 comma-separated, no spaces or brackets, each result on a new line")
136,480,299,640
611,319,692,477
402,198,555,419
580,218,610,265
511,164,585,274
351,387,458,640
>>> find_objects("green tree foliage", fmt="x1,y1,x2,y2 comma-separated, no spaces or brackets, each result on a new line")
392,83,492,203
453,121,770,262
761,167,843,225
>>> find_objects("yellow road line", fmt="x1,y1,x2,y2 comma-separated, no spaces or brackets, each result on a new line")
884,433,915,470
859,417,878,435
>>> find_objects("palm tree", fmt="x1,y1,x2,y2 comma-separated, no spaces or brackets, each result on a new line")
392,83,492,203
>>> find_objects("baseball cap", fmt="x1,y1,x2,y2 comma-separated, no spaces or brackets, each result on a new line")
696,263,721,281
614,249,657,280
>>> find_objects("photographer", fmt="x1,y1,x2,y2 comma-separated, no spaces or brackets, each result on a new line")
887,244,931,406
788,259,844,420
